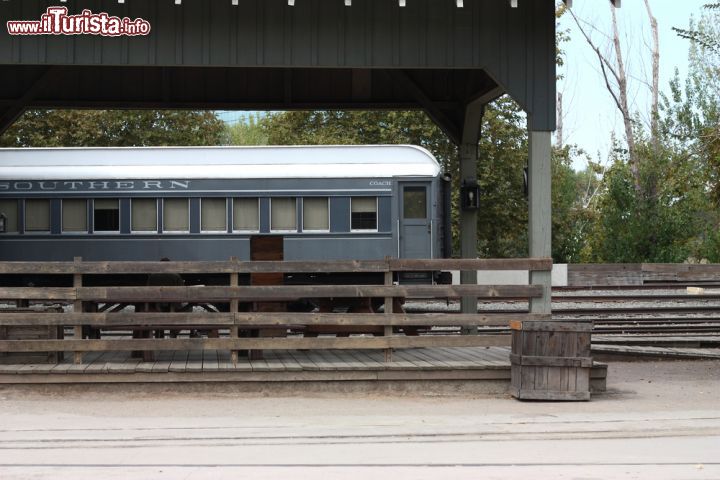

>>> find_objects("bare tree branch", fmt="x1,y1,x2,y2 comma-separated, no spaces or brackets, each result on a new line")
568,10,625,116
643,0,661,154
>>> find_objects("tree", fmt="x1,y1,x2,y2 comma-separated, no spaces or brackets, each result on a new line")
552,146,598,263
667,4,720,203
224,113,269,146
569,2,660,193
674,3,720,53
582,132,711,263
0,110,226,147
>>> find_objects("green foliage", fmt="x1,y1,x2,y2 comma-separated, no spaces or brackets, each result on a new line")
0,110,226,147
583,136,711,263
552,146,596,263
224,113,269,146
673,4,720,53
475,98,528,258
667,6,720,205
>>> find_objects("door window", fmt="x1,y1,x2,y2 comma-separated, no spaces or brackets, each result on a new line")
403,186,427,219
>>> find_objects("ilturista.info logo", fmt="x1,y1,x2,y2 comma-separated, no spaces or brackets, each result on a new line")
7,6,151,36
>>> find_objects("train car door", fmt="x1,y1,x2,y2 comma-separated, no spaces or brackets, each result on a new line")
399,183,432,258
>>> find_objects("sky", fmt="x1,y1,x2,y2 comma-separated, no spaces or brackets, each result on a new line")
559,0,707,169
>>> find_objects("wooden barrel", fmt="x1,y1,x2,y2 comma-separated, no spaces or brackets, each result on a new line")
509,320,593,401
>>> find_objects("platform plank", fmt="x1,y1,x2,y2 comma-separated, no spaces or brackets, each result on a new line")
415,348,472,369
272,350,303,372
262,351,288,371
322,349,367,370
167,350,188,373
392,350,438,369
185,350,203,373
202,350,220,372
346,350,385,371
309,349,353,371
151,351,174,373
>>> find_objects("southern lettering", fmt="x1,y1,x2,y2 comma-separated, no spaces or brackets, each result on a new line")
0,180,191,192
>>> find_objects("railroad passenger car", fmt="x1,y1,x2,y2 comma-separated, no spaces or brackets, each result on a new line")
0,146,451,278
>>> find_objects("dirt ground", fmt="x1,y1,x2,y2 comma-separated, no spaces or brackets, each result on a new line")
0,360,718,480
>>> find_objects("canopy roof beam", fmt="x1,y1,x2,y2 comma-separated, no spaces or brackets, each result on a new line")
561,0,621,7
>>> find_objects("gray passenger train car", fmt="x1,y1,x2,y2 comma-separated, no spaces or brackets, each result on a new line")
0,146,451,268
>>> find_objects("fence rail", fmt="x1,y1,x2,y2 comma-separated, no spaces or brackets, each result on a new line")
567,263,720,287
0,257,552,364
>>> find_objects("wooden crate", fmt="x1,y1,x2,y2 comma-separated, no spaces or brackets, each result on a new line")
0,324,64,364
509,320,593,401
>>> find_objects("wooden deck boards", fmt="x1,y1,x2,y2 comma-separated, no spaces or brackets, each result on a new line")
0,346,608,386
0,347,508,375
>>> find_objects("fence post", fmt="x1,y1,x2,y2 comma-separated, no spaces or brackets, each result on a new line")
229,256,239,367
72,256,84,365
383,260,393,362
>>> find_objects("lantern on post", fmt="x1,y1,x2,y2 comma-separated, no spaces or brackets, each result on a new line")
461,179,480,210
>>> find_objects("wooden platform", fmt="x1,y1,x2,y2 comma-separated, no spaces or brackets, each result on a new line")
593,344,720,360
0,347,608,391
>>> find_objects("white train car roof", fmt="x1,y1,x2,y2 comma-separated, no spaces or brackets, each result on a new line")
0,145,441,180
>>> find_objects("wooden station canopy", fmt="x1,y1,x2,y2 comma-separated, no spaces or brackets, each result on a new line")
0,0,620,316
0,0,565,140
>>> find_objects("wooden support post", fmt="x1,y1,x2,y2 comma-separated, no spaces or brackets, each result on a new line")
528,130,552,315
72,257,84,365
459,100,484,334
383,269,393,362
229,257,239,366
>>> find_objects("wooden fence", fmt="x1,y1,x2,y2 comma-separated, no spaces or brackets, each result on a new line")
0,257,552,365
568,263,720,287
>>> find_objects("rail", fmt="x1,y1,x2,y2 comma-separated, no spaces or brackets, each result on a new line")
0,257,553,364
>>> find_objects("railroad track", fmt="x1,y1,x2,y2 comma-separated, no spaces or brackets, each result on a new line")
408,287,720,357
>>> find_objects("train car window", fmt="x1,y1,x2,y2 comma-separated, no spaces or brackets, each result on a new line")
93,199,120,232
163,198,189,232
201,198,227,232
403,187,427,219
270,197,297,231
131,198,158,232
0,199,19,233
62,199,88,232
303,197,329,231
351,197,378,231
25,199,51,232
233,198,259,231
